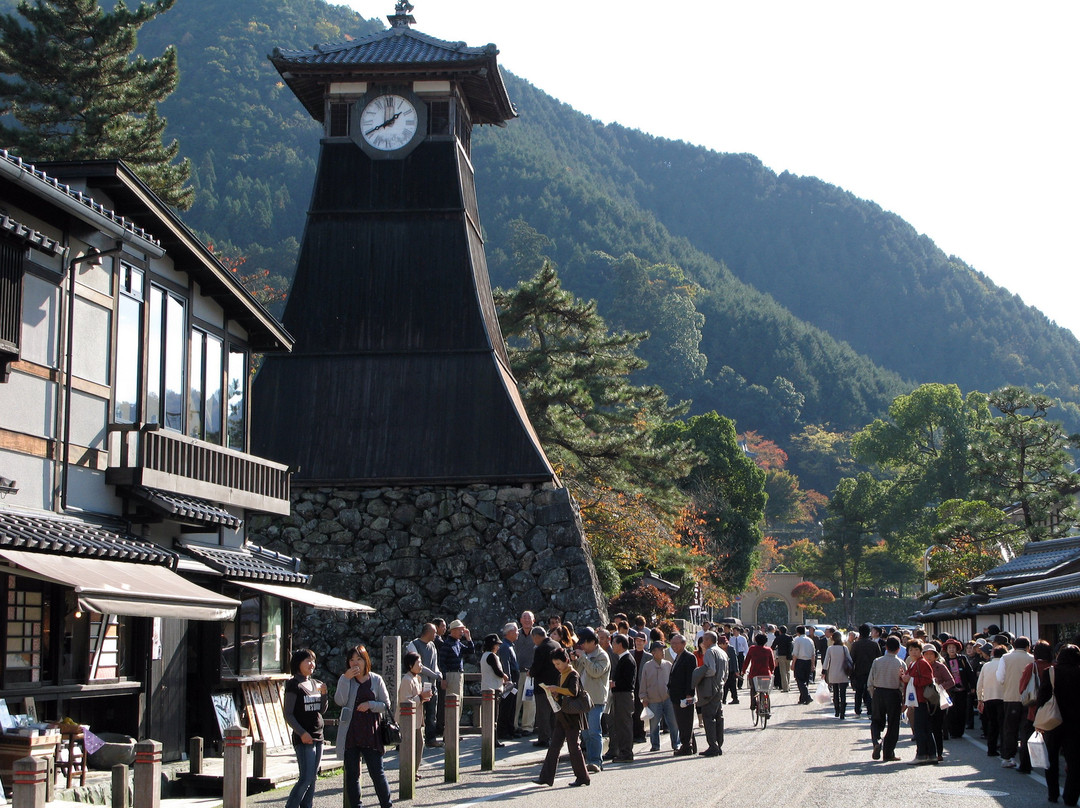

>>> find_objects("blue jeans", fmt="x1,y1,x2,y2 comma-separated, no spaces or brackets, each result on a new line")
648,698,679,750
344,746,392,808
582,703,605,765
285,741,322,808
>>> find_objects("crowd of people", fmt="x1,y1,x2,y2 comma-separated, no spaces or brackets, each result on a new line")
276,613,1080,808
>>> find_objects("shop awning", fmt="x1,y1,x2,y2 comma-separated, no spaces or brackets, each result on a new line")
0,549,240,620
229,579,374,612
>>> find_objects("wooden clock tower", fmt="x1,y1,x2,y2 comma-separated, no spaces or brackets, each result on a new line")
253,3,554,486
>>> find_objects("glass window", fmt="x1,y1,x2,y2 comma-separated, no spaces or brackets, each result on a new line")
146,287,163,425
164,294,185,430
227,348,247,451
238,596,260,675
204,334,222,444
3,575,46,686
260,596,282,673
220,612,236,676
114,265,144,423
188,330,204,439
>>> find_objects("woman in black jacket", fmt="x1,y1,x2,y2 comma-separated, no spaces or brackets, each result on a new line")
534,648,590,787
942,638,975,739
1038,643,1080,806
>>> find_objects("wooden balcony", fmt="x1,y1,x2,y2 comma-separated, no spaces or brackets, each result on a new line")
107,424,291,515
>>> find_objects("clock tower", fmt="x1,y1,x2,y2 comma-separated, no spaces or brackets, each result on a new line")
251,4,604,643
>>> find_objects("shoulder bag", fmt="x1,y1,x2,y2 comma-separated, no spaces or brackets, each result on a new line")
1033,667,1063,732
380,715,403,746
561,687,593,715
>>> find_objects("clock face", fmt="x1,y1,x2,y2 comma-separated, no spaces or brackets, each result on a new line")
359,94,419,152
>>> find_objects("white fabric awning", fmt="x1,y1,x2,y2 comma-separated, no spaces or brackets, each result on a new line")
0,549,240,621
229,579,375,612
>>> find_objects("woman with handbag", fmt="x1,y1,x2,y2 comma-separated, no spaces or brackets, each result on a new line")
822,631,853,719
479,633,511,747
283,649,328,808
1038,643,1080,806
533,648,591,787
900,640,936,764
397,651,432,783
923,645,953,762
336,644,393,808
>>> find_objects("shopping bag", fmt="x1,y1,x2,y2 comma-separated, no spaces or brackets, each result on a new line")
904,678,918,707
936,683,953,709
814,679,831,705
523,676,534,702
1027,730,1049,769
640,705,655,721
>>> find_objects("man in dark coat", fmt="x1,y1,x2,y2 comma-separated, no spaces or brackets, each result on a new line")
606,633,637,761
529,627,561,747
851,623,883,717
667,634,697,756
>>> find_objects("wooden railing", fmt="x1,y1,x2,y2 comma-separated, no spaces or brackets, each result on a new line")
107,424,291,515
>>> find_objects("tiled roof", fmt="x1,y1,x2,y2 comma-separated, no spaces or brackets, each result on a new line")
910,593,989,622
180,542,308,584
0,214,62,256
0,509,175,565
128,486,243,530
271,27,495,68
0,149,159,248
969,536,1080,584
977,570,1080,614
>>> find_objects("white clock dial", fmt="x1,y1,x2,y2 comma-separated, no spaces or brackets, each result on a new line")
359,94,419,151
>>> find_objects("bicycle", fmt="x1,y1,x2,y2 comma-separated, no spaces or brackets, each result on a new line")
751,676,772,728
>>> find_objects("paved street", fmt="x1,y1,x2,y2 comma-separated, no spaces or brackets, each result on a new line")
252,687,1048,808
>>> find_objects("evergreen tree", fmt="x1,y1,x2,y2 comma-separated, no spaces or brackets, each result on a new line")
0,0,192,208
495,262,698,520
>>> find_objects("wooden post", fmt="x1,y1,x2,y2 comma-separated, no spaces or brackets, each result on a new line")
223,727,248,808
399,701,416,801
251,740,266,779
188,737,203,775
480,689,496,771
443,693,460,783
111,764,129,808
133,740,162,808
12,755,46,808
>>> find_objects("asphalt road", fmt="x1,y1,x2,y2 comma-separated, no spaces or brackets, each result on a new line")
252,687,1050,808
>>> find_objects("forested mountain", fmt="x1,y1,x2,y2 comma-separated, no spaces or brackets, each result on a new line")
120,0,1080,440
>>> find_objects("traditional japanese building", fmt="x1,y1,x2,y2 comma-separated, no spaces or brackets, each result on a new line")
250,4,604,653
0,152,368,765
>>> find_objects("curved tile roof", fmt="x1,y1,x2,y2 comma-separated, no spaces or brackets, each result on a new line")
181,542,308,584
272,27,496,67
0,509,175,565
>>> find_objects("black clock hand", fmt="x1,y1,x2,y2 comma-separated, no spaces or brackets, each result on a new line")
365,111,404,136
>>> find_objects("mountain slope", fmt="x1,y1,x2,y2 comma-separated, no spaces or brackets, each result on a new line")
124,0,1080,435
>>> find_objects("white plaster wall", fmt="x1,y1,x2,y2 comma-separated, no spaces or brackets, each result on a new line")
68,389,108,449
20,274,59,367
191,281,224,328
65,465,119,515
71,297,111,385
0,449,52,511
0,372,55,438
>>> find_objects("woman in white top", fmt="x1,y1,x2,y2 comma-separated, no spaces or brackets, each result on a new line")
479,633,511,747
823,631,853,719
397,650,431,782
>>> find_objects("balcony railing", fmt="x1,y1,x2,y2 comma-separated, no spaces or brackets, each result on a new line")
107,424,291,515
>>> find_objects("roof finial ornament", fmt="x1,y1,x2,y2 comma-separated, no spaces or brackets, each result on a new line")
388,1,415,28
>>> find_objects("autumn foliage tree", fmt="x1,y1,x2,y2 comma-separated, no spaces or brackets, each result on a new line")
608,583,675,623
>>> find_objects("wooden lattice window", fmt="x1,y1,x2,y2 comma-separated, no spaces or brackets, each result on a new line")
0,237,23,381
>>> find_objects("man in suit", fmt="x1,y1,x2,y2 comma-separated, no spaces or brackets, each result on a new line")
773,626,794,692
668,634,697,756
529,626,561,748
693,630,727,757
606,633,637,762
851,623,883,717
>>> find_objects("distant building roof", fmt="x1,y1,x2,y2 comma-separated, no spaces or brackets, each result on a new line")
909,593,989,623
969,535,1080,586
269,26,516,126
977,570,1080,614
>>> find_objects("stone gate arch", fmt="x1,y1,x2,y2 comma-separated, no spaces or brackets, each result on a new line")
738,572,805,627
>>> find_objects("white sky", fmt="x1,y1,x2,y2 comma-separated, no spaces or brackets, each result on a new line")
343,1,1080,338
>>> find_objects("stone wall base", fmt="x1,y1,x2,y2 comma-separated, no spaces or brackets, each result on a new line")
249,482,606,670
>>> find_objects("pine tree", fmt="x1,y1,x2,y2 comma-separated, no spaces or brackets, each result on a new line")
495,262,698,519
0,0,192,209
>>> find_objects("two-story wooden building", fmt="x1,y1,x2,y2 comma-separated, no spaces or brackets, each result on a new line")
0,151,367,761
